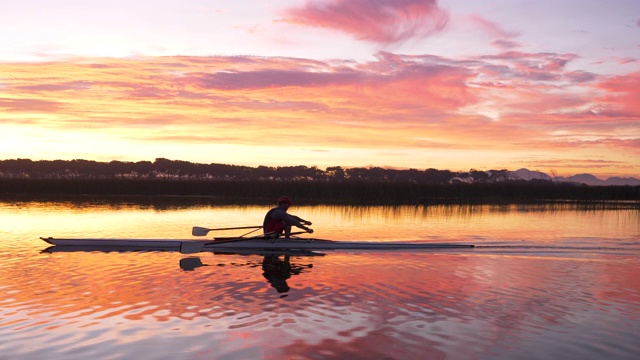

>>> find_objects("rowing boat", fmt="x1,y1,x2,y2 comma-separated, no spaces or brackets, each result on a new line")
40,236,474,253
43,245,326,257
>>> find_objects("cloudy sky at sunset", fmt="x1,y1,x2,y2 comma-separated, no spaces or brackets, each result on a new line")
1,0,639,178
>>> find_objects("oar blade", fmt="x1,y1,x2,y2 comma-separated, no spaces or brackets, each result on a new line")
192,226,210,236
180,241,207,254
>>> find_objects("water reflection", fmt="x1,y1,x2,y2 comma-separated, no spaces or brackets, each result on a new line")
2,200,640,359
179,257,207,271
3,247,640,359
180,252,317,296
261,254,314,295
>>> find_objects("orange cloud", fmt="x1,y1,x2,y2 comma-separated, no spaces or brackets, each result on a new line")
283,0,449,44
1,50,638,177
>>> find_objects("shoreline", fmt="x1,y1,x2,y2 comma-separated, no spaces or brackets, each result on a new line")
1,177,639,205
1,191,638,209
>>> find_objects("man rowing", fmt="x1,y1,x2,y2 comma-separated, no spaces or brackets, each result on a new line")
263,196,313,238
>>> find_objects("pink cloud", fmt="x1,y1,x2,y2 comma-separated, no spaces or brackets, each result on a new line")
0,98,61,113
478,51,588,82
18,81,93,92
180,52,477,120
468,15,519,39
617,57,637,65
491,39,521,50
189,68,365,90
284,0,449,44
596,72,640,115
523,138,640,155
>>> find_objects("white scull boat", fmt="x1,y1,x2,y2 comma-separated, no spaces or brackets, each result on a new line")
40,236,474,253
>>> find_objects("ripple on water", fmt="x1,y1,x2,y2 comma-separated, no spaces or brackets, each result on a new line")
2,243,640,359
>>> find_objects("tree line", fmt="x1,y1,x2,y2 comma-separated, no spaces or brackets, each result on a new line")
1,158,638,204
0,158,502,184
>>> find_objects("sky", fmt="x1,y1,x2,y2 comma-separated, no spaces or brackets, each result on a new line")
1,0,639,179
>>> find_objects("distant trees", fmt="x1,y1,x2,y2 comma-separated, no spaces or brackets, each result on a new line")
0,158,466,184
0,158,637,197
1,159,638,203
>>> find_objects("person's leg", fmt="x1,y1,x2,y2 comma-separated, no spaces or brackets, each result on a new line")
267,221,286,238
283,222,292,238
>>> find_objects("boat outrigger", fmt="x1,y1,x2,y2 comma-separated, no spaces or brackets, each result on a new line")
40,226,475,254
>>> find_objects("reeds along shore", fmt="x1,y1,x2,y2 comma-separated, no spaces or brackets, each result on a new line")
0,178,638,205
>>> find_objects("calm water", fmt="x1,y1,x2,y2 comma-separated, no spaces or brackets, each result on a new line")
1,200,639,359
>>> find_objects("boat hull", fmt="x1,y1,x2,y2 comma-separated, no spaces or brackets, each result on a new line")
40,237,474,251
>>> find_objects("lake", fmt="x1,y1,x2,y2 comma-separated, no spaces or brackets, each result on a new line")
1,199,639,359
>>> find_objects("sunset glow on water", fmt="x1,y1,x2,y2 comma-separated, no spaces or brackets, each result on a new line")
1,200,639,359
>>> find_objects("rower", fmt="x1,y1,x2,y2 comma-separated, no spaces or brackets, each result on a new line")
263,196,313,238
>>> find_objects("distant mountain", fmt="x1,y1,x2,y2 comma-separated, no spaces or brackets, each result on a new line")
512,169,552,181
603,177,640,186
562,173,603,185
512,169,640,186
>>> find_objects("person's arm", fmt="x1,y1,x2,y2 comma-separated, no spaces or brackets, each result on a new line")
274,209,313,232
290,214,312,226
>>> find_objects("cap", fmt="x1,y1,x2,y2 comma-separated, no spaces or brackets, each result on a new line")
278,196,293,205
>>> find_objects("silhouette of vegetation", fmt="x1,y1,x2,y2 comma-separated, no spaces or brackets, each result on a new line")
0,158,458,183
0,158,638,205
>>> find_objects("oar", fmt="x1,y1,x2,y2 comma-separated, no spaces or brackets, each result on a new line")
192,225,262,236
181,241,209,254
